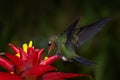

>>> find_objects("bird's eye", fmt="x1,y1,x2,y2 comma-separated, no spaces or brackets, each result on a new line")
48,41,52,46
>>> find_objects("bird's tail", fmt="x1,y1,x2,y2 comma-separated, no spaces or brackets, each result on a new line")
73,56,94,66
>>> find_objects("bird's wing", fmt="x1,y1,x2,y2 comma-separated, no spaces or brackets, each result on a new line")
73,56,94,66
74,18,111,48
58,17,80,47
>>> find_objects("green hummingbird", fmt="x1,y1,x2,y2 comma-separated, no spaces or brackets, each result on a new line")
47,17,111,66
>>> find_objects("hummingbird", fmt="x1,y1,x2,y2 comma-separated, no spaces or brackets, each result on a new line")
47,17,111,66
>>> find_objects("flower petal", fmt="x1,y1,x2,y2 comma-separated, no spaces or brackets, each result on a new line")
40,55,60,65
42,72,90,80
9,43,20,54
19,48,27,61
27,47,38,67
22,65,56,77
0,56,14,72
34,49,44,65
27,47,34,56
4,53,27,74
0,72,23,80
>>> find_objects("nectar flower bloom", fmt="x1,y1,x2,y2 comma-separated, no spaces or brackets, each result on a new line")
0,41,90,80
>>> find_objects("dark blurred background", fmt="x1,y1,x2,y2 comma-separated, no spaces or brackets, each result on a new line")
0,0,120,80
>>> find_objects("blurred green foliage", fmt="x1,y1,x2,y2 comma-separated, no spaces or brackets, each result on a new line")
0,0,120,80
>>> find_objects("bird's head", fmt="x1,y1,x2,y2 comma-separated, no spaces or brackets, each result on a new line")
47,36,57,55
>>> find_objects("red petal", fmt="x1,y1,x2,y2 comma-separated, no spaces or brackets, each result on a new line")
0,72,23,80
4,53,27,74
34,49,44,65
27,47,34,57
42,72,90,80
9,43,20,54
22,65,56,77
19,48,27,61
40,55,60,65
0,56,14,72
27,47,38,67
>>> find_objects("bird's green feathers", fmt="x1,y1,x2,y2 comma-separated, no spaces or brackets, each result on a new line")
48,17,111,66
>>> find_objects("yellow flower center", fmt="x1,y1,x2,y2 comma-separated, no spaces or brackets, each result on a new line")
22,40,33,53
28,40,32,47
15,41,33,58
15,53,20,58
44,56,49,60
23,43,28,53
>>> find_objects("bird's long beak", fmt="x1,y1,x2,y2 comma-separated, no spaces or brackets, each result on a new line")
47,43,55,55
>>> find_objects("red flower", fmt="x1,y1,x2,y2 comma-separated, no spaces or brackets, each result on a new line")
0,41,90,80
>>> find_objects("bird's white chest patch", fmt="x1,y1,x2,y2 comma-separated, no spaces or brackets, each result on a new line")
61,56,68,61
